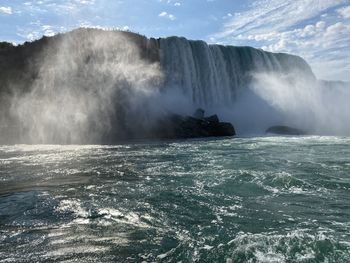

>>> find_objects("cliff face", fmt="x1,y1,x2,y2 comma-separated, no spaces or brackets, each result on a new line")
0,28,315,99
0,29,159,95
0,28,316,143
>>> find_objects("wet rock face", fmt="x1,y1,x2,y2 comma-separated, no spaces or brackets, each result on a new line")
151,113,236,139
193,108,205,119
266,125,306,135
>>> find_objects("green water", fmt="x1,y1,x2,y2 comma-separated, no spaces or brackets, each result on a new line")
0,136,349,262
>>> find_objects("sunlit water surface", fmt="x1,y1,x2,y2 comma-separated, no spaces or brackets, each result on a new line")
1,136,350,262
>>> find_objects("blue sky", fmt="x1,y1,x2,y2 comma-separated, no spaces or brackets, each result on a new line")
0,0,350,81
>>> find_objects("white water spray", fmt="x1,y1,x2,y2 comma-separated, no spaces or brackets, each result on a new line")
250,73,350,135
11,29,163,143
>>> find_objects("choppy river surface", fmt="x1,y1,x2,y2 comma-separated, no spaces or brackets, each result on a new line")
1,136,350,262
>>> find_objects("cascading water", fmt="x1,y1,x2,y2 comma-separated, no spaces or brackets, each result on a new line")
159,36,350,136
160,36,315,107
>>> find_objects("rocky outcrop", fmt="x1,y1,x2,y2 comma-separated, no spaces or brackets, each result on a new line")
266,125,306,135
150,110,236,139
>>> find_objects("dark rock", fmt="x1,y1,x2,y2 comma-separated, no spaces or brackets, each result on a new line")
205,114,219,123
193,108,205,119
152,113,236,139
266,125,306,135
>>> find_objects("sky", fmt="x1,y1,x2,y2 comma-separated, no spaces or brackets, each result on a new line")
0,0,350,81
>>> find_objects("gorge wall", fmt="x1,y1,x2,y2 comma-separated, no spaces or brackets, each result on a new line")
0,28,347,143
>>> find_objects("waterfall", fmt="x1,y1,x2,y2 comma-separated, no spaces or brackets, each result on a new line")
160,36,315,107
3,29,346,141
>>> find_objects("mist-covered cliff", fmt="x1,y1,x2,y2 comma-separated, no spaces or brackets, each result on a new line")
0,29,162,143
1,28,347,144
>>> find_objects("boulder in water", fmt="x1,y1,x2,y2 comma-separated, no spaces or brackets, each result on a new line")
152,113,235,139
266,125,306,135
193,109,219,123
193,108,205,119
204,114,219,123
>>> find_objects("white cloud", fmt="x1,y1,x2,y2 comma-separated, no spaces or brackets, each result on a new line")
211,0,350,81
159,11,176,20
338,5,350,18
0,6,12,14
216,0,346,38
41,25,56,37
159,0,181,5
74,0,95,5
222,13,233,19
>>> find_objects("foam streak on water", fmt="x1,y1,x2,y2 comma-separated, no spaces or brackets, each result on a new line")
0,136,350,262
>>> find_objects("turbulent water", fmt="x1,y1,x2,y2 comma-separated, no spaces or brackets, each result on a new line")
160,37,314,107
1,136,350,262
